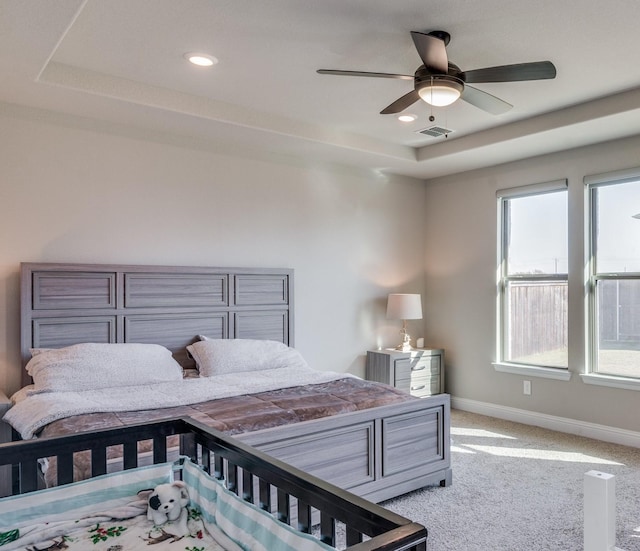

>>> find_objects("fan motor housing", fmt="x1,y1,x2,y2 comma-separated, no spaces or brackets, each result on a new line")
414,63,463,83
414,66,465,96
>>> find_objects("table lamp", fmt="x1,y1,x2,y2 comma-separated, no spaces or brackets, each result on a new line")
386,293,423,352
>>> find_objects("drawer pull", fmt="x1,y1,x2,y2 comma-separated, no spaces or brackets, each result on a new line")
411,364,426,371
411,384,426,391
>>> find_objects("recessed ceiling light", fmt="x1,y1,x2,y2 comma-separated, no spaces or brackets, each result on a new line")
398,114,417,122
185,52,218,67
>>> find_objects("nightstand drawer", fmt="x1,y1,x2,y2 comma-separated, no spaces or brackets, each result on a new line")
396,377,441,397
395,356,440,382
396,357,441,398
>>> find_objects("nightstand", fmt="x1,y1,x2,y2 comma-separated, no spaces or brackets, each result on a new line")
366,348,444,397
0,390,10,496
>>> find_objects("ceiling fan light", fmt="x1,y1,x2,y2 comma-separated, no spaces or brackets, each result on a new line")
418,78,463,107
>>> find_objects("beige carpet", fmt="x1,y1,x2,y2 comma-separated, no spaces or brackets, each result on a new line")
382,409,640,550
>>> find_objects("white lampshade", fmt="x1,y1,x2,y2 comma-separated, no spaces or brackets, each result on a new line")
386,294,423,320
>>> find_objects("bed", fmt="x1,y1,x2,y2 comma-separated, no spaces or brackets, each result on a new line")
5,262,451,506
0,416,428,550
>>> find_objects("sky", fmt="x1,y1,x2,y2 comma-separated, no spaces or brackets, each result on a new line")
507,191,568,274
506,181,640,275
596,180,640,273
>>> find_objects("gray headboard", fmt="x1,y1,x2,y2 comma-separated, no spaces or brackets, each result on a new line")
20,262,294,386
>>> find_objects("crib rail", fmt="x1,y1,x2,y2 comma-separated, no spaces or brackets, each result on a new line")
0,416,426,551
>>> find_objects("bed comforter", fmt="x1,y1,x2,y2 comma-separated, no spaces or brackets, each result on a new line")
38,376,411,440
6,366,357,440
7,370,412,441
4,370,413,486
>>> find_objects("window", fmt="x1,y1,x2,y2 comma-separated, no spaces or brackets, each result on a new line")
587,171,640,380
497,181,568,371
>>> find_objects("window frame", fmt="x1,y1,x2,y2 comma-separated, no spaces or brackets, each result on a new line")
584,168,640,389
494,180,571,381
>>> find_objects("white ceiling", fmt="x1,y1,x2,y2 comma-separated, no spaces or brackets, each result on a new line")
4,0,640,179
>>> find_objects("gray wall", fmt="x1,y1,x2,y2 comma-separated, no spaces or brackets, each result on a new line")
3,101,637,436
422,134,640,433
0,105,427,395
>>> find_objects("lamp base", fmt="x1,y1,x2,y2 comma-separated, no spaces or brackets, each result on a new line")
395,342,414,352
395,327,413,352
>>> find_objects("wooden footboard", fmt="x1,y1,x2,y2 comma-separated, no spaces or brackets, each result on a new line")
239,393,452,503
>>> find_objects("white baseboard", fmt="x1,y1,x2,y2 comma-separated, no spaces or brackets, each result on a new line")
451,396,640,449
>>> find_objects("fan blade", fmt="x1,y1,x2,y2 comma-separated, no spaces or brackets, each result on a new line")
317,69,413,80
410,31,448,74
461,85,513,115
380,89,420,114
461,61,556,83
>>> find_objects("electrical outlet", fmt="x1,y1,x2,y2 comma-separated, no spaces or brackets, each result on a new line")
523,380,532,395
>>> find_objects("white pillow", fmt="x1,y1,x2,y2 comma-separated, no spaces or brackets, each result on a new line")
27,343,183,393
186,339,308,377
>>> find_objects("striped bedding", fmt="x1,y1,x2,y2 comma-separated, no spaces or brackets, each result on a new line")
0,459,336,551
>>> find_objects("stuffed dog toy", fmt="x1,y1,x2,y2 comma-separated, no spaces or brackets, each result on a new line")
147,481,190,536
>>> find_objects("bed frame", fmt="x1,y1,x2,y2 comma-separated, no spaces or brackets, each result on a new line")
18,262,452,504
0,417,428,550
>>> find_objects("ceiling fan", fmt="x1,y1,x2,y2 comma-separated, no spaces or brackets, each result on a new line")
317,30,556,115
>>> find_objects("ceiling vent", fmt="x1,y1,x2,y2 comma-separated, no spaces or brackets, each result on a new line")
416,125,454,138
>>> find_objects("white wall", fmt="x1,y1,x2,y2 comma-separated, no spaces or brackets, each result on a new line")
0,106,427,395
423,134,640,433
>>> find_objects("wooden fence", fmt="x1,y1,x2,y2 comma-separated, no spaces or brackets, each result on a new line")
508,279,640,358
598,279,640,348
508,281,567,358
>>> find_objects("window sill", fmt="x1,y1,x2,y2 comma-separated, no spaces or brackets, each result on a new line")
580,373,640,391
493,362,572,381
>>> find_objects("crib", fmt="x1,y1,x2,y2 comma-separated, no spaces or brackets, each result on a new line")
0,416,427,550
